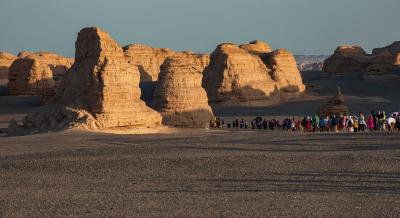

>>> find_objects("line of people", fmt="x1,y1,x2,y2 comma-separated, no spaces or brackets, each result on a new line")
210,111,400,132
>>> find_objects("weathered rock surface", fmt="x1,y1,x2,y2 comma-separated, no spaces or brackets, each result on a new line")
7,51,73,103
239,40,272,55
372,41,400,56
265,49,306,92
365,50,398,77
317,87,349,117
365,42,400,77
153,55,213,127
123,44,210,82
0,52,17,79
123,44,175,82
9,27,162,135
324,42,400,80
295,55,328,71
323,46,371,74
202,43,277,103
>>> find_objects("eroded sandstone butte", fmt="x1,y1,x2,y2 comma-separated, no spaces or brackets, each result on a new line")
202,43,277,103
239,41,305,92
265,49,306,92
123,44,210,82
323,42,400,79
9,27,162,134
239,40,272,55
323,46,371,74
153,55,213,127
202,41,305,103
0,52,17,79
7,51,73,103
123,44,175,82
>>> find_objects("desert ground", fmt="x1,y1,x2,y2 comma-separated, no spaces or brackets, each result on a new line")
1,74,400,217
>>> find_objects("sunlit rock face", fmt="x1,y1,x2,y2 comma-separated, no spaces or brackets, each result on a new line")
7,51,73,103
0,52,17,79
9,27,162,135
153,54,213,127
202,43,277,103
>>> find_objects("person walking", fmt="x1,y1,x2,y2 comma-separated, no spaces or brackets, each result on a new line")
368,113,375,131
358,112,366,132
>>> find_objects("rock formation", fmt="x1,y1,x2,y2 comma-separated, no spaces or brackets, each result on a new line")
239,40,272,55
265,49,306,92
7,51,73,103
202,43,277,103
153,55,213,127
295,55,328,71
9,27,162,135
365,50,398,77
123,44,210,82
365,42,400,77
317,87,349,117
0,52,17,79
123,44,175,82
323,42,400,80
372,41,400,56
323,46,371,74
240,41,305,92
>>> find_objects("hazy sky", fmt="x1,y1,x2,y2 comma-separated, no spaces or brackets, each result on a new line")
1,0,399,57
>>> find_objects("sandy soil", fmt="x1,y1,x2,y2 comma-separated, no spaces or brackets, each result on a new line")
1,74,400,217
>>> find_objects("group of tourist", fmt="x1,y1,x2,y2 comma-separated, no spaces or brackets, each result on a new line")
210,111,400,133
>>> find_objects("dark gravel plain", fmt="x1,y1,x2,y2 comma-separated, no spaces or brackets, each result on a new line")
1,130,400,217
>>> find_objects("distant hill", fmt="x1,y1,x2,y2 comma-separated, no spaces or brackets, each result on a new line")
295,55,329,71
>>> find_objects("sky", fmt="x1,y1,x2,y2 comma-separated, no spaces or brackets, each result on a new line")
0,0,399,57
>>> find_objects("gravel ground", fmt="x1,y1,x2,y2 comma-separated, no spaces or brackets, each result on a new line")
1,129,400,217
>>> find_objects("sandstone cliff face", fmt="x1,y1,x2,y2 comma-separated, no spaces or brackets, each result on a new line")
366,42,400,76
10,27,162,134
239,40,272,55
365,50,397,77
202,43,277,103
295,55,328,71
123,44,210,82
323,46,371,74
123,44,175,82
265,49,306,92
153,55,213,127
324,42,400,79
372,41,400,56
0,52,17,79
7,51,72,103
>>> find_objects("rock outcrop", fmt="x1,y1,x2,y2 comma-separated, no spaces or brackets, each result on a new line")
7,51,73,102
265,49,306,92
365,42,400,77
295,55,328,71
9,27,162,135
324,42,400,80
365,50,398,77
0,52,17,79
123,44,175,82
239,40,272,55
202,43,277,103
317,87,349,117
153,55,213,127
202,41,306,103
372,41,400,56
323,46,371,74
123,44,210,82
